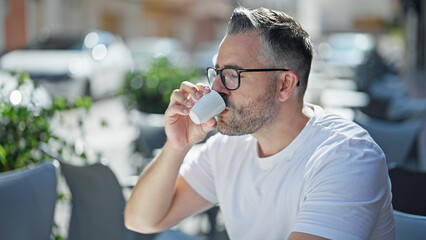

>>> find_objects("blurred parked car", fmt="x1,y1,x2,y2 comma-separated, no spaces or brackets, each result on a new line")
0,30,134,99
125,37,191,70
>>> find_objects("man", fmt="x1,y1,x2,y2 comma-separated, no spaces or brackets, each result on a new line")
125,7,395,240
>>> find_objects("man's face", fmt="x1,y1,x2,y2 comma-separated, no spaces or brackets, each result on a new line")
212,32,279,136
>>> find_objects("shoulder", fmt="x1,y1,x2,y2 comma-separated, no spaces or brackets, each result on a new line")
304,104,387,179
311,104,372,140
308,104,381,154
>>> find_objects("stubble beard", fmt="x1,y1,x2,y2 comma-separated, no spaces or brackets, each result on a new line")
217,81,278,136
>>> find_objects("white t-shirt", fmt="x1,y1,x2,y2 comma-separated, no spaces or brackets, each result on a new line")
179,104,394,240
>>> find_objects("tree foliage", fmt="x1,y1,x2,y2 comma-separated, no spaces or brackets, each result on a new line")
0,71,92,172
119,57,200,113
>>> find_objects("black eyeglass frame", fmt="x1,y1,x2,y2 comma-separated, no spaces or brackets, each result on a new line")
206,67,300,91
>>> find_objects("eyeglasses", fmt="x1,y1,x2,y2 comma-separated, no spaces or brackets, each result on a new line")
206,67,299,90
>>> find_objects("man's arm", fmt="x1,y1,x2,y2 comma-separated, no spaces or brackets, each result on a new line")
124,141,213,233
124,82,217,234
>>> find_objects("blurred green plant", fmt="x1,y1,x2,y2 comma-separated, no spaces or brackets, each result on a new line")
119,57,201,113
0,71,93,172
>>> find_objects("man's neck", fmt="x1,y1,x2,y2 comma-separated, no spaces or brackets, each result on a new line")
253,104,313,158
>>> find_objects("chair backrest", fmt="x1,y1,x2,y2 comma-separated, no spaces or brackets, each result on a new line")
353,110,423,166
59,161,156,240
394,210,426,240
0,161,58,240
131,111,167,158
389,167,426,216
60,161,127,240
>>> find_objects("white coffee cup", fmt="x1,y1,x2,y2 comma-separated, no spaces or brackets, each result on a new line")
189,90,226,124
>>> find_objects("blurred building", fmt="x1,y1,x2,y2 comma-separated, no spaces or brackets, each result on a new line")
1,0,27,52
0,0,424,74
0,0,233,53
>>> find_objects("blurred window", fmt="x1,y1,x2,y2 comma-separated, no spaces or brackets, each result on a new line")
26,37,83,50
24,31,116,50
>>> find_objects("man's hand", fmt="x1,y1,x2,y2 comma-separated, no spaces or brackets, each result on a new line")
165,81,217,150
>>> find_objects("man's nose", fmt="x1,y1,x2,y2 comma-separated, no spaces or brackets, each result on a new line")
211,75,227,93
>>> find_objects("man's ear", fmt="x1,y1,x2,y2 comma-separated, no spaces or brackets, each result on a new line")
277,71,299,102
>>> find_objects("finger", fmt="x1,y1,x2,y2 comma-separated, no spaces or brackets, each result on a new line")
170,89,194,109
180,81,203,101
201,118,217,131
165,103,190,117
195,83,212,95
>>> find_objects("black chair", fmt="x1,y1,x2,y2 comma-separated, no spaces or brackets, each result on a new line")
59,161,157,240
0,161,58,240
389,166,426,216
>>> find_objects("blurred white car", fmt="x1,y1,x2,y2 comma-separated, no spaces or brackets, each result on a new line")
125,37,191,70
0,30,134,99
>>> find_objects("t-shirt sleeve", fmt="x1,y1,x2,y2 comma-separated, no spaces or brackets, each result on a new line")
292,139,392,240
179,140,218,204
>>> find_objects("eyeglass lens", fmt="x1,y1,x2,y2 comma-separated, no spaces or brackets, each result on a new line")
207,68,217,85
207,68,239,90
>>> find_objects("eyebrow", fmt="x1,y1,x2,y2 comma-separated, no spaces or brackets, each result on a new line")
215,64,244,70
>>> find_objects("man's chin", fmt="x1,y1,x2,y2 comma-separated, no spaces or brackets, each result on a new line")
217,121,245,136
217,121,230,135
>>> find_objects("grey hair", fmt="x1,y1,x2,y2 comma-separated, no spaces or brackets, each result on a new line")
227,7,313,100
